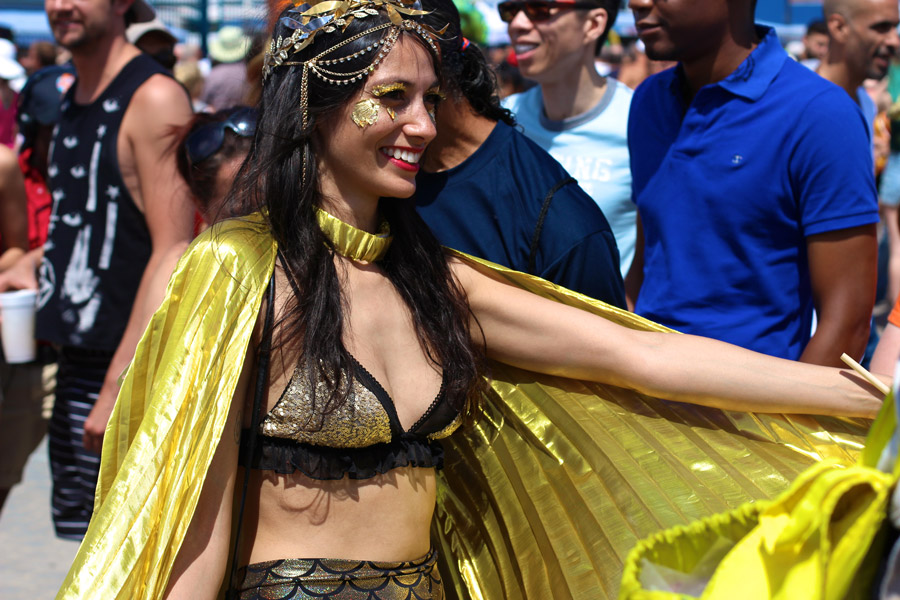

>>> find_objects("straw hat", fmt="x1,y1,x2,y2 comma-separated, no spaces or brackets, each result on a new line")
208,26,250,63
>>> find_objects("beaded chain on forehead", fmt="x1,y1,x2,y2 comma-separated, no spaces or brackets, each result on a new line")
263,0,443,129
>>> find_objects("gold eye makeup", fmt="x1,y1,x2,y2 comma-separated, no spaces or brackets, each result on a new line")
371,82,407,97
425,87,447,101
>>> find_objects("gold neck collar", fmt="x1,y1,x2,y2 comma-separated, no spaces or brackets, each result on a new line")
315,207,392,262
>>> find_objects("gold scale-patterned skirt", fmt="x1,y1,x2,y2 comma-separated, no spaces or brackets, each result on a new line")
236,548,443,600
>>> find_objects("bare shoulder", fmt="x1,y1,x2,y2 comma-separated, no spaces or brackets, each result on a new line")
447,253,527,316
447,253,480,290
126,73,192,132
447,251,515,289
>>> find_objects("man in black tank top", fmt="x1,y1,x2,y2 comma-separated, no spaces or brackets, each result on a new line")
0,0,194,539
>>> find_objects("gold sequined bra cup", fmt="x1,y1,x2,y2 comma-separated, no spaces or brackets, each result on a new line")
239,355,462,479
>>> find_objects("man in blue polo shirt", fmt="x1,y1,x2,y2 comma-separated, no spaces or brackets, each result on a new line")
625,0,879,365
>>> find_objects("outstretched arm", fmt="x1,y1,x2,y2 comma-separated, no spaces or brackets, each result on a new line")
453,258,883,419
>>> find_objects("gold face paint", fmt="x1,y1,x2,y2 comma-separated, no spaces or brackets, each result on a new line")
351,98,381,129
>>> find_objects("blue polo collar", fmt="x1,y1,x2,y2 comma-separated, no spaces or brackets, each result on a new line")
671,26,787,103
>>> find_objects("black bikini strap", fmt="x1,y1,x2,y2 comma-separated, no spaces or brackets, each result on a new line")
227,275,275,598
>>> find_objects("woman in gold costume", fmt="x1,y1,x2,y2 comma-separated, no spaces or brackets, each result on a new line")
56,1,884,599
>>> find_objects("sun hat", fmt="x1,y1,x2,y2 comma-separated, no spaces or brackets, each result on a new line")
208,26,251,63
126,17,176,46
0,39,25,82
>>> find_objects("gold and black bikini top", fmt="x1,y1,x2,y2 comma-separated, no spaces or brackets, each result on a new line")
238,355,462,480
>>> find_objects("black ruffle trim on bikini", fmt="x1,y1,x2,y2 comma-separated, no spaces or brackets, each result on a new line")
238,431,445,480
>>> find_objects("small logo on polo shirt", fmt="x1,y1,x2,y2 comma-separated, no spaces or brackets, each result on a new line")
731,154,744,165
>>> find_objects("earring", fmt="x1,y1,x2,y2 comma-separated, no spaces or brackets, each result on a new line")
351,99,381,128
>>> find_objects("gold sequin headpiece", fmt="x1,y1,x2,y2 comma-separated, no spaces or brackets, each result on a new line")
264,0,442,129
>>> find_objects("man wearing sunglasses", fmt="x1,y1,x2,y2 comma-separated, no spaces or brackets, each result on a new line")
624,0,879,367
500,0,635,278
0,0,195,539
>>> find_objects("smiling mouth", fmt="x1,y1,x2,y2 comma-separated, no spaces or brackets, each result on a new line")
381,147,422,164
380,147,423,172
514,43,539,55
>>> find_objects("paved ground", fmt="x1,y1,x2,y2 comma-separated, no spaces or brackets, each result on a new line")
0,437,80,600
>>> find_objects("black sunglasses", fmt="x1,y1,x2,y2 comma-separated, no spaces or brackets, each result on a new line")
186,106,257,165
498,0,597,23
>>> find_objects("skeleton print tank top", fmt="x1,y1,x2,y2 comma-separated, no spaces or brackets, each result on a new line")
36,54,172,351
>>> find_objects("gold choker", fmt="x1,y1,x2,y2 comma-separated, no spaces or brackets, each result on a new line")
316,207,392,262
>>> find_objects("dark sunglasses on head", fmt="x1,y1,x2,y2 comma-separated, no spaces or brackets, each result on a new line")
186,106,257,165
498,0,597,23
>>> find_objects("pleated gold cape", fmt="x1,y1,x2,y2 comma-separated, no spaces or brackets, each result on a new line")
55,213,870,600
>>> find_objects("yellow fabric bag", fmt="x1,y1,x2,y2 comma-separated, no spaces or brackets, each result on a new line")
619,392,899,600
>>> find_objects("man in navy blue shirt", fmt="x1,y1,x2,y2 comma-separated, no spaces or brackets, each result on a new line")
416,0,625,307
625,0,879,365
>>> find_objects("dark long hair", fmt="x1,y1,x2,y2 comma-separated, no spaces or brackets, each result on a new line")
229,6,487,421
420,0,514,126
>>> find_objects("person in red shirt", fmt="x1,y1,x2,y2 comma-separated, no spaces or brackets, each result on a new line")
0,65,72,513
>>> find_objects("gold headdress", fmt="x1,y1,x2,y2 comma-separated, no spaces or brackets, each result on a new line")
263,0,442,129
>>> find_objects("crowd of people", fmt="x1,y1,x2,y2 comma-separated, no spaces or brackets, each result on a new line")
1,0,899,597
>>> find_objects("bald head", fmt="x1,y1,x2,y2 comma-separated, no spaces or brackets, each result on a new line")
824,0,855,18
822,0,899,84
825,0,899,22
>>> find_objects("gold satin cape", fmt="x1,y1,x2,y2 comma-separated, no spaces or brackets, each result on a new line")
55,213,870,600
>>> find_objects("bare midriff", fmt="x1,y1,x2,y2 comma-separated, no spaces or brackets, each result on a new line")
241,464,437,564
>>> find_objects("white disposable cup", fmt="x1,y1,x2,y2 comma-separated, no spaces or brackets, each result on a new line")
0,289,38,364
